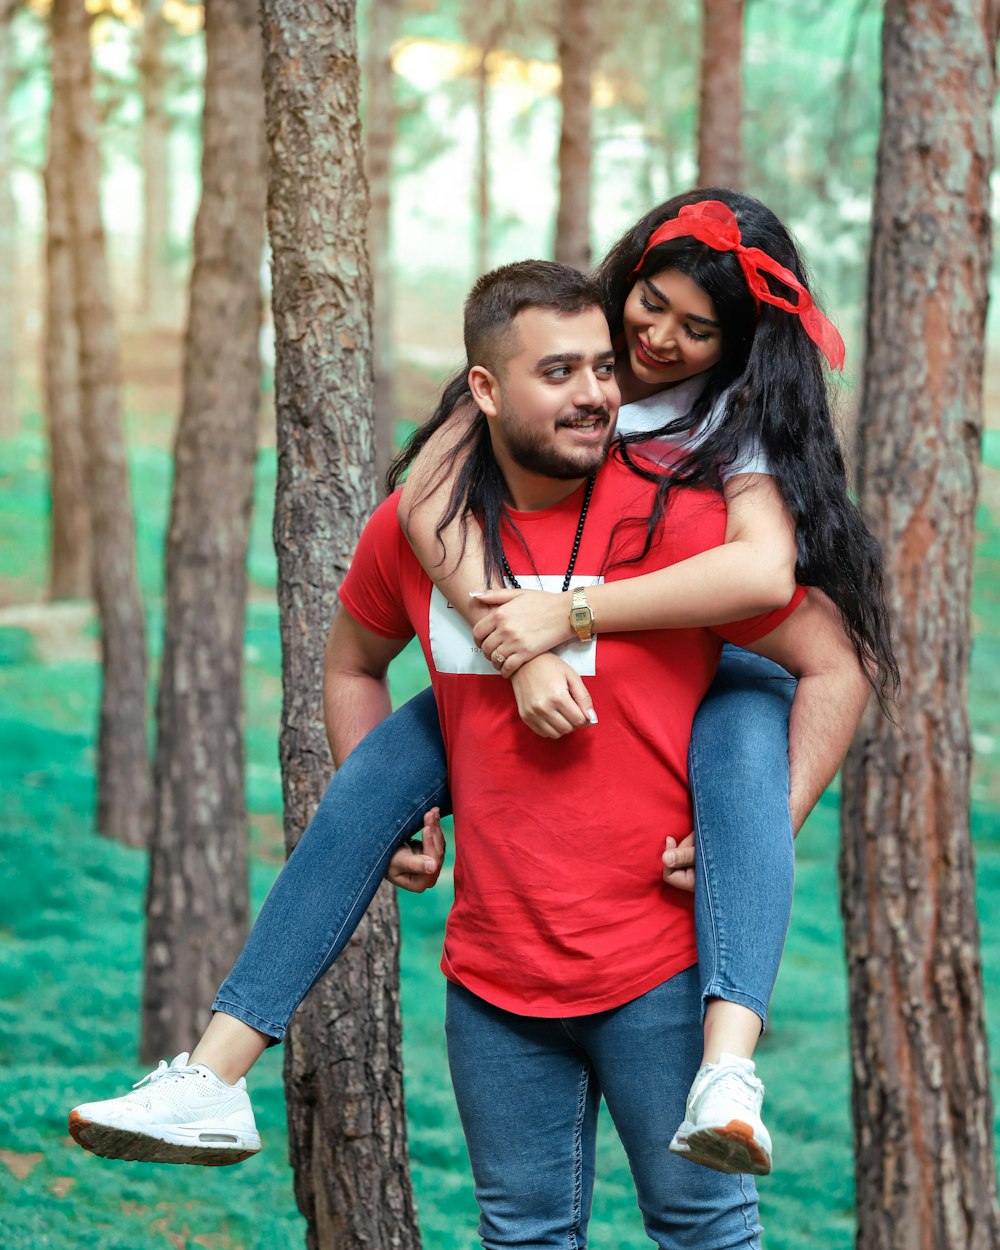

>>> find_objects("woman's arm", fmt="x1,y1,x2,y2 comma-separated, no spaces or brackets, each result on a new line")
473,473,799,671
398,402,600,733
397,398,492,630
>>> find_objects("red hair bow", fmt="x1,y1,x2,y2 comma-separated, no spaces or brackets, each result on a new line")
634,200,846,371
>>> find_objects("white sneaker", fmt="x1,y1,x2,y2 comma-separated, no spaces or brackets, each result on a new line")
69,1053,261,1167
669,1052,772,1175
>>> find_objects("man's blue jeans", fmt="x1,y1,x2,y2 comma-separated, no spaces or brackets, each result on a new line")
213,645,796,1045
445,970,762,1249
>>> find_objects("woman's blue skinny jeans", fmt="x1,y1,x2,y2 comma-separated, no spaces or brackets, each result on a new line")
212,644,796,1041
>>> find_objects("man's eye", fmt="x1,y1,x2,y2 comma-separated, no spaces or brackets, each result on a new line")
545,367,571,379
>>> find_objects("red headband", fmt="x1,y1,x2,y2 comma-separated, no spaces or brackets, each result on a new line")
633,200,845,371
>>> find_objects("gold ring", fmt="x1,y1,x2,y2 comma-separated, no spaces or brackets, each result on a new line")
492,649,506,666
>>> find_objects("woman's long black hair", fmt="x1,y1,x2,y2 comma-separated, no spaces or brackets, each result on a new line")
390,187,898,710
596,187,897,708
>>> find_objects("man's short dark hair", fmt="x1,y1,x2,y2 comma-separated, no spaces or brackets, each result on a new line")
463,260,605,377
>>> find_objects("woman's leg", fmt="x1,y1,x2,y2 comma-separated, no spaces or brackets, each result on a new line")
689,645,796,1037
69,688,449,1164
669,645,796,1175
210,686,449,1049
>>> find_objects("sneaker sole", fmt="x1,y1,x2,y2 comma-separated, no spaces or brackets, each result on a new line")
68,1111,260,1167
670,1120,771,1176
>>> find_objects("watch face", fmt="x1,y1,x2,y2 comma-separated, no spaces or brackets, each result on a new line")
571,607,592,627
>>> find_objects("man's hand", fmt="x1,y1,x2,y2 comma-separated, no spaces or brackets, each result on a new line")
662,832,695,893
386,807,446,893
509,652,597,738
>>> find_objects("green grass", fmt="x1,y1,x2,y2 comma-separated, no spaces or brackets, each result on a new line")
1,420,999,1248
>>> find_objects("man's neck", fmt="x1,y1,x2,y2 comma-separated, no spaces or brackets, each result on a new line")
502,466,590,513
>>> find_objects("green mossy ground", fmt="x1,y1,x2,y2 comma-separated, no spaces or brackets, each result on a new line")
1,419,998,1249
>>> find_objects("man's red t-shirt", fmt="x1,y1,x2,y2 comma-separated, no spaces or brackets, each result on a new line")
339,453,804,1018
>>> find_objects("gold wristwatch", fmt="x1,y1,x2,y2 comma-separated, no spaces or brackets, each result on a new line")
570,587,595,642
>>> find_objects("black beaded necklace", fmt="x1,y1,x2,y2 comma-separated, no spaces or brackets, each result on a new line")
500,475,596,592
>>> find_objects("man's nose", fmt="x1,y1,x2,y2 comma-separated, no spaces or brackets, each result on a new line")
574,369,606,408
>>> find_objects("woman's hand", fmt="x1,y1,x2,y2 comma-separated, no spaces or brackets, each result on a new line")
662,832,695,893
509,653,597,739
386,808,446,892
472,588,575,675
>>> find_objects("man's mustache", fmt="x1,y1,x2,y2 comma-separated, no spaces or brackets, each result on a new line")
557,407,613,426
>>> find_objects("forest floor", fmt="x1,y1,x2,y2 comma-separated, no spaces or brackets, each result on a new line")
1,326,999,1248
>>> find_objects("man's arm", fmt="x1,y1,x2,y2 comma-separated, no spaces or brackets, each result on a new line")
743,589,871,832
323,604,410,765
324,604,447,890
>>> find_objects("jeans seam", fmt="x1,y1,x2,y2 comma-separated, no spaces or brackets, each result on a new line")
568,1063,589,1250
688,742,721,1020
738,1171,761,1246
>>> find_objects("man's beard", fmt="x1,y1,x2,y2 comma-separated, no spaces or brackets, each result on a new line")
501,406,615,480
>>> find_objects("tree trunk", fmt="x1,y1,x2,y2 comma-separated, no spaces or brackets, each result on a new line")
839,4,1000,1249
259,3,421,1246
0,2,17,440
139,0,174,325
366,0,400,495
473,36,492,278
139,0,265,1064
43,2,90,602
696,0,744,188
554,0,595,272
55,0,150,845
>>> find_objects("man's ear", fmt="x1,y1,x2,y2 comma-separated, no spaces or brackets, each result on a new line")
468,364,500,417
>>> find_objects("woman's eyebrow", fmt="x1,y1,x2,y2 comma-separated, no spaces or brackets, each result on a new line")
643,278,721,328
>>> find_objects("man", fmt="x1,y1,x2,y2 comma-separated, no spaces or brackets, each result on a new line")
330,260,868,1247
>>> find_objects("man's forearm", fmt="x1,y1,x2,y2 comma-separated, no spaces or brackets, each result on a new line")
746,589,874,833
323,669,393,766
787,663,870,833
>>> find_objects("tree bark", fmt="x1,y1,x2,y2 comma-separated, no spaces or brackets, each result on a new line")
55,0,150,845
554,0,596,272
696,0,744,188
139,0,174,324
366,0,400,495
260,3,421,1246
43,1,90,601
139,0,265,1063
839,4,1000,1249
473,34,493,278
0,2,17,440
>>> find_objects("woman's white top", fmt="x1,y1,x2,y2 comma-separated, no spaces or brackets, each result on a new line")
616,375,773,481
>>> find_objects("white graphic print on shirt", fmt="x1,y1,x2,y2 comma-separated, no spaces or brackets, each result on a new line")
428,575,603,676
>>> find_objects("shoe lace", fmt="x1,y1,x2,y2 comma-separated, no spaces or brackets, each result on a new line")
707,1064,762,1117
132,1059,195,1091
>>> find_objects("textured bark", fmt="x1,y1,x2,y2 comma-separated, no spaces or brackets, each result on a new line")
55,0,150,844
43,3,90,601
473,35,493,278
139,0,174,324
260,3,421,1246
839,3,1000,1249
139,0,265,1064
366,0,400,494
697,0,744,188
554,0,596,272
0,3,17,439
